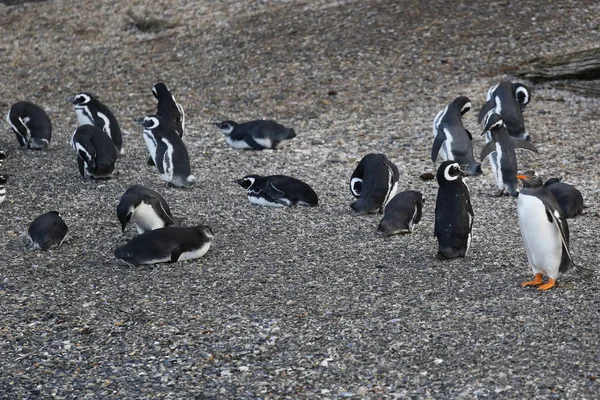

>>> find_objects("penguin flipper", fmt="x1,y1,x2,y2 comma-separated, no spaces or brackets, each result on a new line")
151,197,176,226
383,157,400,182
477,100,495,124
155,141,167,174
479,141,496,161
544,206,574,263
245,134,266,150
464,128,473,141
513,139,539,153
431,131,446,162
413,199,423,225
265,183,289,205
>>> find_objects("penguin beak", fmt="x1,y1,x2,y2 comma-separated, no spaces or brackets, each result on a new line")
233,179,241,185
516,174,527,181
66,95,76,104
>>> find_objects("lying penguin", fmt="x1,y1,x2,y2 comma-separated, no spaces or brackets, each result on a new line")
377,190,424,235
28,211,68,250
234,174,318,207
215,119,297,150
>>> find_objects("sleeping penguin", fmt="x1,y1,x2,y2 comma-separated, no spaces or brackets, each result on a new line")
234,174,318,207
215,119,297,150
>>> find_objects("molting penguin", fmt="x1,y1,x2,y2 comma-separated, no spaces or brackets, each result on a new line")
377,190,424,235
434,161,474,260
234,174,318,207
28,211,68,250
135,115,195,188
517,170,577,290
480,113,538,196
68,92,124,154
114,225,214,266
544,177,584,219
0,175,7,205
431,96,481,176
215,119,297,150
6,101,52,149
478,80,531,141
350,153,399,213
117,185,178,234
71,125,118,179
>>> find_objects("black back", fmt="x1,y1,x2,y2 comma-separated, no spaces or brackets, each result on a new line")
145,114,192,184
350,153,399,213
153,83,185,138
232,120,296,149
72,92,123,152
28,211,68,250
478,81,529,140
378,190,423,234
7,101,52,149
239,175,318,206
72,125,117,178
544,178,584,219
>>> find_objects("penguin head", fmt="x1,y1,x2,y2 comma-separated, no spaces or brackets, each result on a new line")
152,82,169,100
214,121,237,135
350,177,362,197
514,83,530,112
481,112,504,135
117,195,137,232
517,170,543,188
437,161,467,184
453,96,471,116
234,175,258,190
135,115,161,129
67,93,93,105
197,224,215,239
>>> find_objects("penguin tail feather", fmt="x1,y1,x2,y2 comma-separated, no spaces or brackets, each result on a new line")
572,264,594,278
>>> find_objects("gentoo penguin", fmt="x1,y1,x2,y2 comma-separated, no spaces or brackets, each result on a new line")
377,190,424,235
6,101,52,149
544,177,584,219
68,92,124,154
350,153,399,213
434,161,474,260
135,115,195,188
0,150,6,169
114,225,214,266
234,174,318,207
517,170,576,290
431,96,482,176
71,125,118,179
0,175,7,205
149,83,186,166
117,185,178,233
480,113,538,196
28,211,68,250
214,119,297,150
478,80,531,141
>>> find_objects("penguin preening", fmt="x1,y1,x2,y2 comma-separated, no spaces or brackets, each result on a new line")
71,125,118,179
350,153,399,213
544,178,584,219
434,161,474,260
480,113,538,196
149,83,186,166
117,185,178,233
28,211,69,250
478,80,531,141
215,119,297,150
234,174,318,207
517,170,578,290
377,190,424,235
114,225,214,266
431,96,481,176
0,175,7,205
6,101,52,149
135,115,195,188
68,92,124,154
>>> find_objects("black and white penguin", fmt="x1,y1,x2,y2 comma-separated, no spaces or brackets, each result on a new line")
517,170,576,290
0,175,7,205
479,113,538,196
234,174,318,207
6,101,52,149
114,225,214,266
431,96,481,176
377,190,424,235
0,150,6,169
152,82,185,138
214,119,297,150
434,161,474,260
117,185,178,233
350,153,399,213
478,80,531,141
544,177,584,219
71,125,118,179
68,92,124,154
28,211,68,250
135,115,195,188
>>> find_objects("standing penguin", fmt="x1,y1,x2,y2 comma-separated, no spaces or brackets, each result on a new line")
71,125,118,179
350,153,399,213
0,175,7,205
152,83,185,138
480,113,538,196
431,96,481,176
68,92,124,154
117,185,178,233
6,101,52,149
377,190,424,235
234,174,318,207
544,178,584,219
114,225,214,266
214,119,297,150
517,170,576,290
434,161,474,260
478,81,531,141
135,115,195,188
28,211,69,250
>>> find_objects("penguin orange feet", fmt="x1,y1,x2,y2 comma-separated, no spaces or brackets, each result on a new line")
537,278,556,291
521,273,544,287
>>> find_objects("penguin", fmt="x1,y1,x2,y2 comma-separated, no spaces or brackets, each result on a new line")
350,153,399,213
214,119,297,150
234,174,318,207
5,101,52,149
0,150,6,169
478,81,531,141
67,92,124,154
479,113,538,196
117,185,178,234
149,82,186,166
544,177,584,219
434,161,474,260
71,125,118,179
0,175,7,205
135,115,195,188
28,211,69,250
114,225,214,266
517,170,576,290
431,96,482,176
377,190,424,235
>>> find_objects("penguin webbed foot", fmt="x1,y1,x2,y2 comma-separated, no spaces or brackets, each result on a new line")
521,273,544,287
536,278,556,291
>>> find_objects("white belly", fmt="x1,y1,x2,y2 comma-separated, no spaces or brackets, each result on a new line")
226,136,252,149
440,128,453,161
248,194,285,207
143,132,158,159
75,106,94,126
518,194,563,278
133,202,167,233
176,242,212,262
254,137,273,149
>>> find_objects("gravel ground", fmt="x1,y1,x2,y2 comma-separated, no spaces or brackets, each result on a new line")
1,0,599,398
